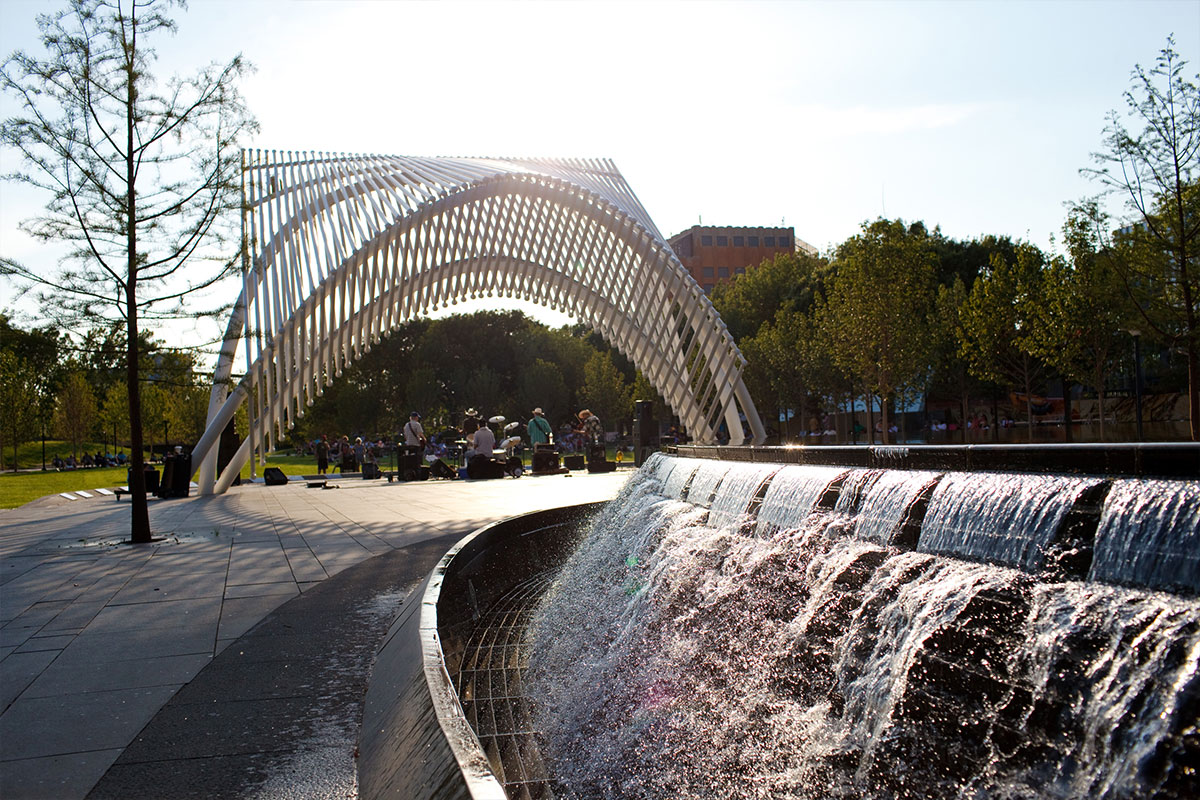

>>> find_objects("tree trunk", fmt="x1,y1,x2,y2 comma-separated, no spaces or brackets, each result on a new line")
880,394,892,446
126,10,153,544
961,391,969,444
1024,363,1035,444
1063,380,1073,443
1189,341,1199,442
992,391,1000,443
867,394,875,445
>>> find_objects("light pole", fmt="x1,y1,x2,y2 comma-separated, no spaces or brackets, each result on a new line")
1129,329,1144,441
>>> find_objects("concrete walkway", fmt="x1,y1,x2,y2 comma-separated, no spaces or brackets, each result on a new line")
0,470,629,799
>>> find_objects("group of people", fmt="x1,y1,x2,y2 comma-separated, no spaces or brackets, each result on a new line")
52,451,127,470
313,434,380,475
307,406,608,480
458,407,603,459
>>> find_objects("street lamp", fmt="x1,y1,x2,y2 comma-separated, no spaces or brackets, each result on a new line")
1128,329,1144,441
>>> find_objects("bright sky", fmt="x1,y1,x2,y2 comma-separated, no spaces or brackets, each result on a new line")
2,0,1198,346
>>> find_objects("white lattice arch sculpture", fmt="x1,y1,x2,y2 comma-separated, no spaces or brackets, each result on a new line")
191,151,766,494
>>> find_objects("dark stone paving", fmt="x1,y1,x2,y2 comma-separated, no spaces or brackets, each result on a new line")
87,534,462,799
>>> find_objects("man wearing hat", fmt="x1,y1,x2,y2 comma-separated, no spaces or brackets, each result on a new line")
527,407,553,447
461,408,481,439
404,411,427,449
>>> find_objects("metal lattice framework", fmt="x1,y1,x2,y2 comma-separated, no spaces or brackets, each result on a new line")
192,151,765,494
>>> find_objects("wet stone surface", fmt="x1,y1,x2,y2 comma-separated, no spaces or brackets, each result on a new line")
86,534,462,800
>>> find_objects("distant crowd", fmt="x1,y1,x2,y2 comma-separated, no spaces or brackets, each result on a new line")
52,451,128,470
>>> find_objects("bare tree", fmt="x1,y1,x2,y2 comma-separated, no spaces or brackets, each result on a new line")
1085,36,1200,440
1,0,256,540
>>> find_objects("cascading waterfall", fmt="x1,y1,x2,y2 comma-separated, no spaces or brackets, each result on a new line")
525,454,1199,799
1091,478,1200,592
918,472,1103,571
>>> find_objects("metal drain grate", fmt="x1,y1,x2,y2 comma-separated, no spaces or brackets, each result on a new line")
453,573,556,800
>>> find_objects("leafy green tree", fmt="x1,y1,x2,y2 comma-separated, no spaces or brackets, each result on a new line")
822,219,939,443
931,276,981,441
1024,203,1133,439
1,0,256,541
958,244,1049,440
517,358,569,427
53,370,97,458
0,350,40,470
710,251,830,343
1084,37,1200,439
580,350,631,432
97,381,130,453
1,316,68,460
404,367,447,426
930,231,1019,292
630,370,670,429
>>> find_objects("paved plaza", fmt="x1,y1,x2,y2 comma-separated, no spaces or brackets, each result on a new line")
0,469,630,799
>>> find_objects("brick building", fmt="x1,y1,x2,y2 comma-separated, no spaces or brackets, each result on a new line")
668,225,817,293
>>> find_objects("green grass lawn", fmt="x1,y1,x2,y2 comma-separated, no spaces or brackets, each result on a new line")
0,444,328,510
0,445,635,509
0,466,134,508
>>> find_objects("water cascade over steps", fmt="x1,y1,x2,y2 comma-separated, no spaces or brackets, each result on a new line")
523,453,1200,799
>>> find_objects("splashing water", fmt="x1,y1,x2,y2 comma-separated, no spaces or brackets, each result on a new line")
524,457,1199,799
755,465,847,537
919,472,1103,571
681,460,730,506
852,469,941,544
708,464,779,529
1091,479,1200,593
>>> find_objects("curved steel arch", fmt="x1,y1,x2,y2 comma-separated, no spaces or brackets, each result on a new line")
193,152,765,494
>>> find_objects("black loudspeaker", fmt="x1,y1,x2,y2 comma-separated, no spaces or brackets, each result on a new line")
563,454,585,470
532,449,561,473
264,467,288,486
430,459,457,479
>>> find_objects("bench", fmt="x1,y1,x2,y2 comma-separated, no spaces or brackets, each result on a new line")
114,487,129,500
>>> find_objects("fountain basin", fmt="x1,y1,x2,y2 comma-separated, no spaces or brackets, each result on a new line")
360,445,1199,800
358,503,604,800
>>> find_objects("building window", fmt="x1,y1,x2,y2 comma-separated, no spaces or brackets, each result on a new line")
718,267,729,278
701,235,713,246
748,236,759,247
733,236,744,247
735,267,745,274
779,236,790,247
716,235,728,246
764,236,776,246
702,267,715,277
703,283,714,293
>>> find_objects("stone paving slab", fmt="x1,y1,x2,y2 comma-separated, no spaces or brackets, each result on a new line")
0,469,628,799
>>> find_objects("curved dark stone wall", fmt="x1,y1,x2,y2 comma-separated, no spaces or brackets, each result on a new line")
673,442,1199,477
358,503,604,800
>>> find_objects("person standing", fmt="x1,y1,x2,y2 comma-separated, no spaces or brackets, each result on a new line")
576,409,605,462
315,434,329,474
527,407,553,447
353,437,367,471
577,409,604,446
404,412,427,449
341,435,356,472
